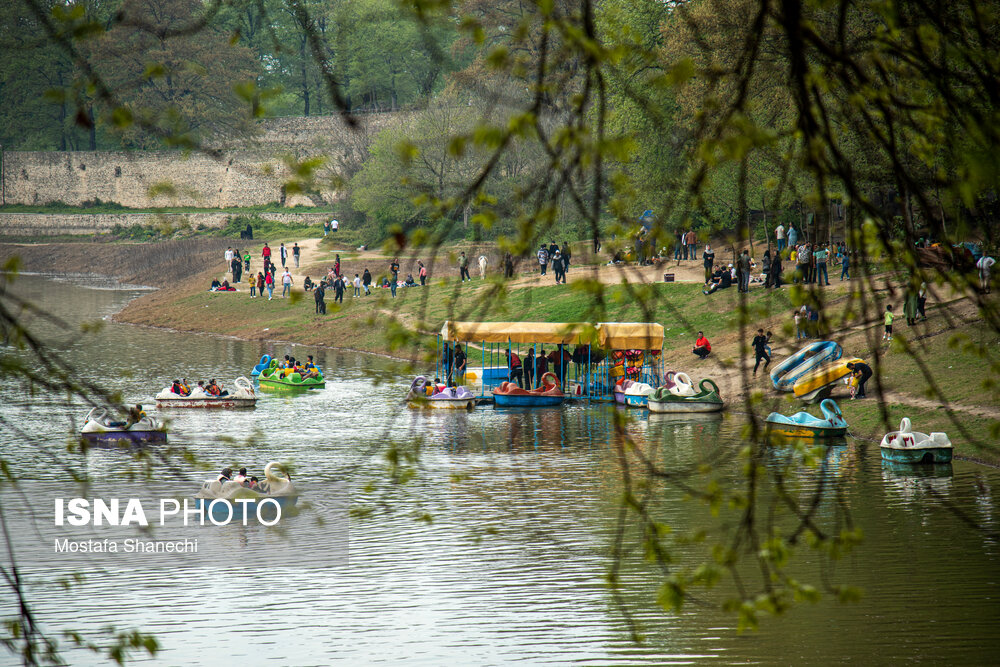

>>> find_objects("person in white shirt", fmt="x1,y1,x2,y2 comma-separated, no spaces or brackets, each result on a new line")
331,219,339,232
978,255,995,294
352,274,361,296
224,247,234,267
282,269,293,297
775,224,786,252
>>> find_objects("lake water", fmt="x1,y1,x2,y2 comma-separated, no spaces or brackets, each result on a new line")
1,275,999,665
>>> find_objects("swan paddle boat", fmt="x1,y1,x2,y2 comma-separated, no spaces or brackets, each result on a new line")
194,461,298,519
407,376,476,409
492,372,564,407
648,372,724,413
258,360,325,392
614,379,654,407
771,341,842,392
80,407,167,445
765,398,848,438
879,418,953,464
156,377,257,408
792,357,865,403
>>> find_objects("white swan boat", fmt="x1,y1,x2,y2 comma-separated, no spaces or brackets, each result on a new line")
80,407,167,445
194,462,298,517
156,377,257,408
880,418,953,464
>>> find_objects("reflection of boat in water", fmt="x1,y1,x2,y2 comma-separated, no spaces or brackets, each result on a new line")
493,372,564,407
880,418,953,464
194,462,297,518
156,377,257,408
648,373,724,413
406,376,475,409
765,399,848,438
80,407,167,446
881,459,954,500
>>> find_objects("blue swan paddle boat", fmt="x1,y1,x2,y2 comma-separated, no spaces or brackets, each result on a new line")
251,354,272,378
770,341,842,392
765,398,848,438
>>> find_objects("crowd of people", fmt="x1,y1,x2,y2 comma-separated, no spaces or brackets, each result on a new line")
535,241,573,283
216,467,263,490
168,378,230,396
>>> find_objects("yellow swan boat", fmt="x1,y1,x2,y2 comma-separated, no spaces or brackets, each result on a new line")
792,357,864,403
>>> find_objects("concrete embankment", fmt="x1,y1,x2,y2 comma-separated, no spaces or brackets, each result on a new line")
0,212,331,237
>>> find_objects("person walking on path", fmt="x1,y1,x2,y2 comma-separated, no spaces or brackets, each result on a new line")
561,242,572,275
261,243,271,265
352,274,361,297
264,271,274,300
977,254,995,294
419,261,427,286
390,258,400,297
243,250,251,274
281,268,293,297
458,252,471,282
775,223,786,252
293,243,301,268
334,275,345,304
769,251,783,288
917,282,928,320
279,243,288,268
249,272,258,298
692,332,712,359
787,226,798,249
752,329,771,375
840,250,850,280
552,249,565,284
231,254,241,284
323,220,330,236
846,361,873,399
362,268,372,295
702,245,715,283
503,253,514,279
904,286,919,325
685,229,697,260
314,280,326,314
882,304,894,342
675,230,684,260
334,254,341,277
537,245,549,275
737,249,752,292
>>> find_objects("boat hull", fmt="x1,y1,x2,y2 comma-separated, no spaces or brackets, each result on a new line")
407,397,475,410
624,394,649,407
492,393,564,407
648,398,724,413
880,447,953,464
766,423,847,438
81,430,167,445
156,397,257,409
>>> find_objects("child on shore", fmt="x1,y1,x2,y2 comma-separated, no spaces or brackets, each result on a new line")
883,304,894,342
794,310,805,339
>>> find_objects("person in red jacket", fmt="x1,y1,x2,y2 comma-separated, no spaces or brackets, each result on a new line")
262,243,272,263
693,331,711,359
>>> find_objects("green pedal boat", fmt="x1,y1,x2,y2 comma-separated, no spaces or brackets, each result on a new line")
258,360,325,391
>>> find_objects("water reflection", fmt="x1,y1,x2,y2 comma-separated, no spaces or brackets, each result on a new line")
2,276,1000,665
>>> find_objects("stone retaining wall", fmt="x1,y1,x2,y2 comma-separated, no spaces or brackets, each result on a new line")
0,212,332,236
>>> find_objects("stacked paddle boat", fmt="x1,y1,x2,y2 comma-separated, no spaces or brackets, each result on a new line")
406,376,476,409
80,407,167,446
492,372,565,407
880,418,953,464
648,371,724,413
156,377,257,408
771,341,859,403
765,398,848,438
258,360,325,392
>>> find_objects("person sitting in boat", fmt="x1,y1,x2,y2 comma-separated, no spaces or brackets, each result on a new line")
301,356,321,379
180,378,192,396
170,379,184,395
206,379,230,397
124,404,146,429
235,468,248,485
218,467,233,483
248,476,259,490
303,276,314,291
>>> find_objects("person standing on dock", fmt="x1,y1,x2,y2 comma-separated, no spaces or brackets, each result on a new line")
534,348,549,383
453,345,467,384
442,342,453,383
525,348,535,388
506,349,523,388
